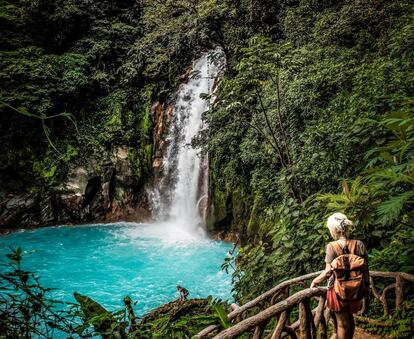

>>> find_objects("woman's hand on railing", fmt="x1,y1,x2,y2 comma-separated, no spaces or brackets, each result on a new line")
311,264,331,288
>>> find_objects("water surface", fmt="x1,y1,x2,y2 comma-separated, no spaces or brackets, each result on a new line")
0,222,233,315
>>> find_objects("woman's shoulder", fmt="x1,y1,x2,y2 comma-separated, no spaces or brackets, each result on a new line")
351,239,367,254
326,240,339,251
352,239,366,247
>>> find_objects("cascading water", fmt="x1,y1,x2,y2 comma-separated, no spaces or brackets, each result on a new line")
151,48,226,239
0,49,233,330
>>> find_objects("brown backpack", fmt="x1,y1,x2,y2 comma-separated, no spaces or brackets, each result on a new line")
330,240,366,301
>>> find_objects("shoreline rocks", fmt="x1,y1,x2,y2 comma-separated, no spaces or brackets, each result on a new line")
0,145,151,233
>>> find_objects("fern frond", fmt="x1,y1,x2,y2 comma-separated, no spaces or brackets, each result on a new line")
350,176,364,198
376,191,414,226
367,166,414,186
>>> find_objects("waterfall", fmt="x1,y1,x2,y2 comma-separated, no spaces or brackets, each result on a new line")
151,47,226,239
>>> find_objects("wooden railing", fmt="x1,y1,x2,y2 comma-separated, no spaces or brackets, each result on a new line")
197,271,414,338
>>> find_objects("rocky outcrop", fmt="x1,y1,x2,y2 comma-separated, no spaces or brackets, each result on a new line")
0,98,176,232
0,64,211,232
0,145,151,232
103,146,151,222
56,167,89,220
0,193,39,228
151,100,174,175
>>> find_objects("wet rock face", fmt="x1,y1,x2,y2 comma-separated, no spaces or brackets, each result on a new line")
0,193,39,228
55,148,151,225
151,101,173,174
103,146,151,222
112,146,135,186
0,147,151,231
52,167,90,222
64,167,89,197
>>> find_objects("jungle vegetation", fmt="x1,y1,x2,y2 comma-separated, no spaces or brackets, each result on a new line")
1,0,413,337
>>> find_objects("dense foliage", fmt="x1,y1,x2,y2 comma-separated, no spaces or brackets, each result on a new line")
1,0,140,185
0,248,81,337
1,0,413,337
194,3,414,334
0,0,217,195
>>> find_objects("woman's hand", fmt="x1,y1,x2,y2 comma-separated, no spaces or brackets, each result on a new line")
311,263,331,288
310,279,318,288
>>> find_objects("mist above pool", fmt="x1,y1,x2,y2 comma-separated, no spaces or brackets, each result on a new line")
0,222,233,315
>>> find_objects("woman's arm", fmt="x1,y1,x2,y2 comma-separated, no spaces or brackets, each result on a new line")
310,263,331,288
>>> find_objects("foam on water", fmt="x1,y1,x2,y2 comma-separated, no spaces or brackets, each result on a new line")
0,222,233,314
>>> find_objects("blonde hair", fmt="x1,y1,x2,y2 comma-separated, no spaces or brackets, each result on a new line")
327,212,353,240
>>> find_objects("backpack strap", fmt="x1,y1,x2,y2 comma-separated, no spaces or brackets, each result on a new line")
347,240,357,255
330,241,343,257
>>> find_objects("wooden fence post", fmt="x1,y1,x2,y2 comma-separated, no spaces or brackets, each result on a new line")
199,272,414,339
299,299,312,339
271,309,289,339
395,274,404,311
253,323,265,339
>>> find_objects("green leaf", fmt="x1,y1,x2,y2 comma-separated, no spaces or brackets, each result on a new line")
211,303,231,329
376,191,414,225
74,292,125,338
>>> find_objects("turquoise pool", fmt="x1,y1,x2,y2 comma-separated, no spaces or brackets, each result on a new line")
0,222,234,315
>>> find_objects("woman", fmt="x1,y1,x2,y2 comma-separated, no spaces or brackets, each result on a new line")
310,213,369,339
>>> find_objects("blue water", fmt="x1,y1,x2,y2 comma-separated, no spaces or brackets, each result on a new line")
0,222,233,315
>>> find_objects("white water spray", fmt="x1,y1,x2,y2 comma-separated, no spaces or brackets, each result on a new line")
151,48,226,240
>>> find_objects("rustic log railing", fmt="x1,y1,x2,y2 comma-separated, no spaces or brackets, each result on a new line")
196,271,414,338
